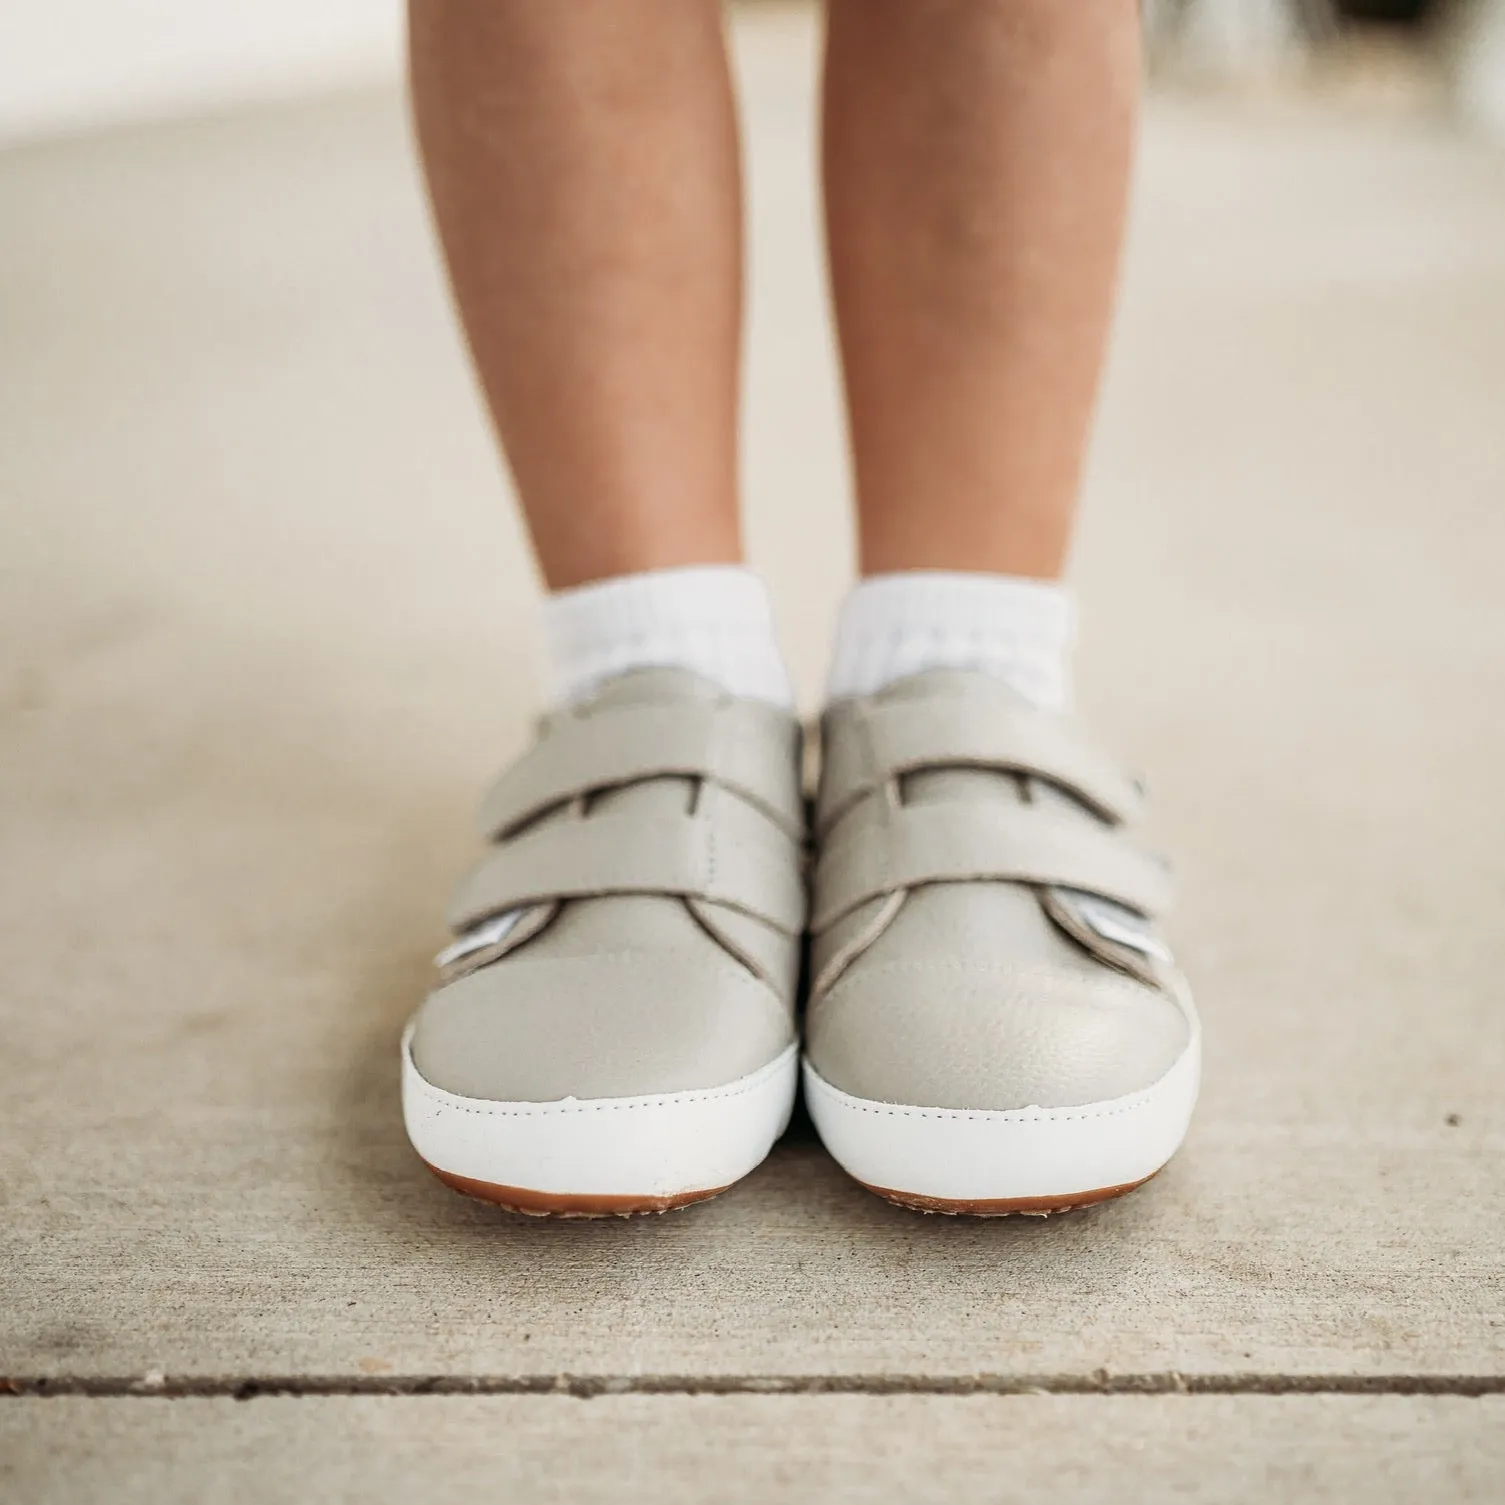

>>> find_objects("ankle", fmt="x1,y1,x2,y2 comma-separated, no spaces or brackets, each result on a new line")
825,570,1074,710
542,565,795,710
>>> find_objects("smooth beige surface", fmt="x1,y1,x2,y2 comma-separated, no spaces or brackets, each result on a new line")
4,1396,1504,1505
2,6,1504,1497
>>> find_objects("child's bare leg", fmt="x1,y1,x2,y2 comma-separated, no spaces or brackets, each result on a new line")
409,0,744,590
823,0,1140,582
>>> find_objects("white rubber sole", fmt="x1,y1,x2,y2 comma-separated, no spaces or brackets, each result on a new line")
803,1027,1201,1215
401,1024,799,1217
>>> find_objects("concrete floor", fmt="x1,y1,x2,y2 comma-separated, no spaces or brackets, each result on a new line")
3,7,1505,1501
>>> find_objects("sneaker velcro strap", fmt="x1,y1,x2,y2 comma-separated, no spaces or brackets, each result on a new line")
478,700,804,842
818,698,1145,835
449,801,808,938
811,801,1174,935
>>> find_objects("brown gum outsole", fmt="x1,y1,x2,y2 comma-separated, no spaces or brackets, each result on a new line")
423,1161,732,1219
861,1172,1156,1218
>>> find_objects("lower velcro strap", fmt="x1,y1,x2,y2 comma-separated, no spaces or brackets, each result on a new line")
448,806,806,937
812,801,1173,935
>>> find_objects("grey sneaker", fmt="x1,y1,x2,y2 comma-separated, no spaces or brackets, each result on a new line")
803,670,1199,1215
402,670,806,1217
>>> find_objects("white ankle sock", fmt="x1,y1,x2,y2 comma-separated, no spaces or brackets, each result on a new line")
825,571,1075,711
541,565,795,710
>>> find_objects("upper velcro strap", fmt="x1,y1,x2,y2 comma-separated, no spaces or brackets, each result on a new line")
812,802,1174,935
448,802,807,938
478,700,804,841
818,698,1145,833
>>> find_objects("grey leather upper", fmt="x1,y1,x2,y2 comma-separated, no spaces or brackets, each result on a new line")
805,670,1193,1112
409,670,806,1103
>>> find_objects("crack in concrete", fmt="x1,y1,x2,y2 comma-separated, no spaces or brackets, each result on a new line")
5,1374,1504,1400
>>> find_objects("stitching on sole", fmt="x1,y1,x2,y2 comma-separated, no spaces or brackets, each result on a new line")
802,1037,1198,1126
406,1040,798,1119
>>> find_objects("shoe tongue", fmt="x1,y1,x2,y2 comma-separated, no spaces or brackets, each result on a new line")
529,669,719,956
876,670,1036,810
574,668,725,819
578,666,728,711
876,667,1033,707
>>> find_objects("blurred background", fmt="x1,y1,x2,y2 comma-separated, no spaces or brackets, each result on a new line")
4,1,1505,143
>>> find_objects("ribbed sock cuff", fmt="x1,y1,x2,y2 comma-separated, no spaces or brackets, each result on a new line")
825,571,1074,710
541,565,795,710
